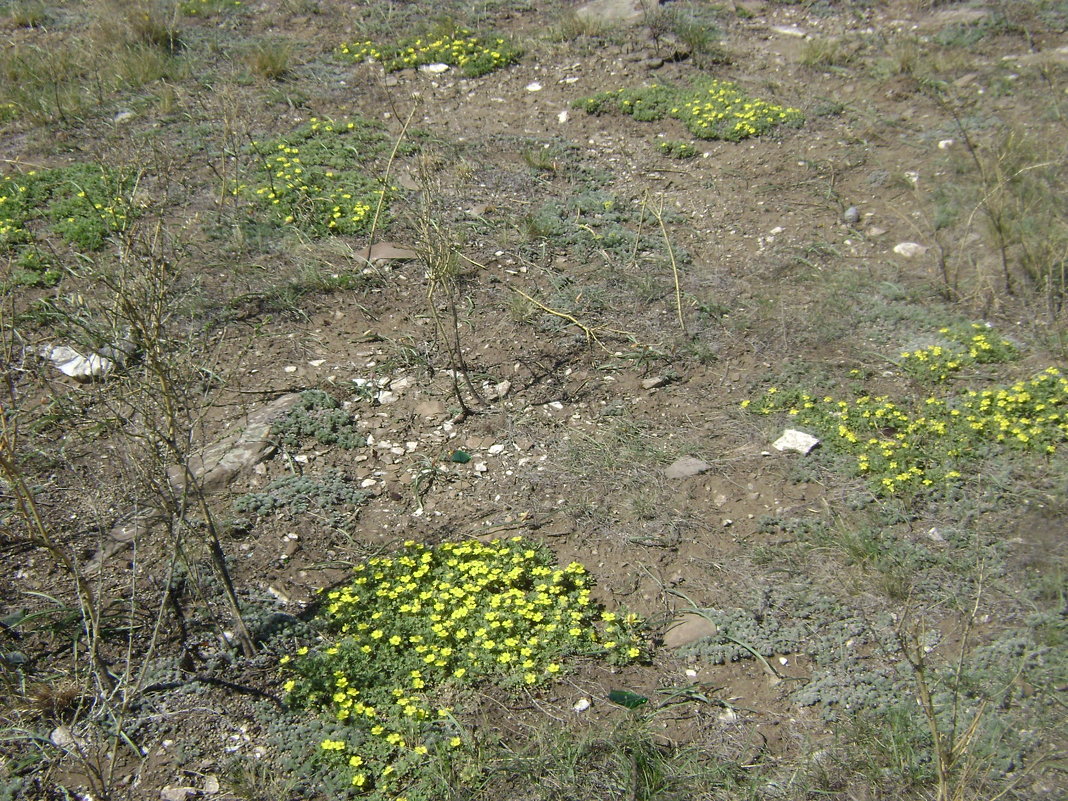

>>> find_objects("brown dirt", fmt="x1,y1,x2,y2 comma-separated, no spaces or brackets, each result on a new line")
2,1,1067,799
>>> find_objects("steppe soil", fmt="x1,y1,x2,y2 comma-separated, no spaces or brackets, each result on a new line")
1,0,1067,799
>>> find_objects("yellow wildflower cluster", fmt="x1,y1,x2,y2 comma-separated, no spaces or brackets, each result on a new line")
339,28,521,78
900,323,1017,382
0,102,16,122
579,79,802,142
676,80,802,140
745,367,1068,495
236,117,387,237
282,537,642,796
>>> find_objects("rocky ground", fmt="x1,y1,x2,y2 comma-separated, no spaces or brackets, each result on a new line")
1,0,1067,799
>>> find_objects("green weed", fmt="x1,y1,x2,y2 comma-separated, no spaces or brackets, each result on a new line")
0,164,139,255
248,38,293,80
656,140,697,159
4,1,47,28
271,389,364,450
233,470,369,517
799,36,857,69
0,22,183,122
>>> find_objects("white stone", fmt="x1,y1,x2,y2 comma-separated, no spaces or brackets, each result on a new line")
419,63,449,74
526,81,542,92
50,725,87,752
772,429,820,455
893,241,928,258
771,25,806,37
573,698,591,712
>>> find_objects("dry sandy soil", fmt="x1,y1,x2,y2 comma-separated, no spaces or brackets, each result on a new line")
1,0,1066,799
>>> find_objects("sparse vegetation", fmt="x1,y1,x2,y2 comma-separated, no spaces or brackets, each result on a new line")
271,390,364,450
1,1,1066,800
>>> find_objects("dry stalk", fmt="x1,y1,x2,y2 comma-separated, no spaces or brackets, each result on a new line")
416,166,485,416
650,194,686,334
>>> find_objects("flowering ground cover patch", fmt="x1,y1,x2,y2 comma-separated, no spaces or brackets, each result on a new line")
746,328,1067,495
280,537,643,797
899,323,1018,382
235,117,402,237
1,164,138,287
339,28,521,77
578,78,803,142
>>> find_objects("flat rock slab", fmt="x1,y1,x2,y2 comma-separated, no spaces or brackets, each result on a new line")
354,241,419,263
576,0,647,24
168,393,302,493
663,612,719,648
664,455,711,479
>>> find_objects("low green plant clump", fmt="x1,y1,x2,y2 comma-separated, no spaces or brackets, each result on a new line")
1,164,137,257
4,248,60,289
899,323,1017,382
745,329,1067,494
234,470,368,516
578,78,803,142
339,27,521,77
179,0,242,15
272,389,364,450
235,117,400,237
280,537,643,797
657,140,698,159
523,187,678,265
